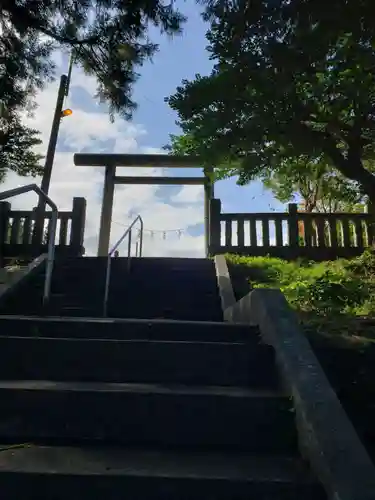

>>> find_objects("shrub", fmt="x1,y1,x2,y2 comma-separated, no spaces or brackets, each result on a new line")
226,252,375,318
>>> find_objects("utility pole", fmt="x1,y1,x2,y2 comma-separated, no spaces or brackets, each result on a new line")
40,74,68,198
33,54,74,246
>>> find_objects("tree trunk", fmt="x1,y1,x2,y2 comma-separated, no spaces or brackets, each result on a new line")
330,154,375,204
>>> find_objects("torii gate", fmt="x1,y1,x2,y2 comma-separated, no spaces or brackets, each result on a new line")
73,154,214,257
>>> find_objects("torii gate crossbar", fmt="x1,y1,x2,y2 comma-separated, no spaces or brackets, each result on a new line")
73,154,214,256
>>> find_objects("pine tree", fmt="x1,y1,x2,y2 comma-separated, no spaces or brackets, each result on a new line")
0,0,185,176
1,107,43,181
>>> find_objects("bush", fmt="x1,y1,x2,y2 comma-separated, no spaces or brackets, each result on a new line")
225,251,375,318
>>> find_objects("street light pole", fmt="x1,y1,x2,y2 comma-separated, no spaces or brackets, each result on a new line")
34,49,78,249
32,74,68,246
41,53,74,198
32,50,75,249
41,74,68,197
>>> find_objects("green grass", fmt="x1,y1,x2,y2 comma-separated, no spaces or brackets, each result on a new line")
226,250,375,344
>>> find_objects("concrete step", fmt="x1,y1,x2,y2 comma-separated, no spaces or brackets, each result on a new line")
0,381,296,452
107,308,223,322
26,286,220,305
36,266,215,283
109,285,220,295
25,279,105,293
54,257,215,268
129,256,216,268
52,257,108,268
0,306,102,318
36,280,219,295
0,316,254,342
10,289,223,321
0,445,326,499
123,270,218,280
108,288,220,297
46,292,219,305
0,256,222,321
0,336,278,388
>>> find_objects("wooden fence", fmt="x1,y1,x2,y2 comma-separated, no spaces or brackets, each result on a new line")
0,197,86,264
209,198,374,260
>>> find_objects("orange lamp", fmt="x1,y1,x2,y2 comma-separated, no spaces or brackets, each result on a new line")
61,108,73,118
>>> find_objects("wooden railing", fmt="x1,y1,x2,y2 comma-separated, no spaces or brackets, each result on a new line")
209,199,374,260
0,197,86,264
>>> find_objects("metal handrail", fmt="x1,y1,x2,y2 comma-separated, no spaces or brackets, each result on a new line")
102,214,143,317
0,184,58,306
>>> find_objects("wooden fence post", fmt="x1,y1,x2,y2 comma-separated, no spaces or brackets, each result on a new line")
31,206,44,245
70,197,87,255
0,201,11,267
209,198,221,256
364,202,375,248
204,166,214,258
288,203,299,251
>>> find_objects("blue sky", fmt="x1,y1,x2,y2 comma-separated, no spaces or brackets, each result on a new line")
6,2,288,257
132,4,285,214
67,2,286,215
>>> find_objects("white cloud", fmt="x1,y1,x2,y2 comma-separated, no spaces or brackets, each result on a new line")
171,185,204,204
68,65,98,97
2,63,205,258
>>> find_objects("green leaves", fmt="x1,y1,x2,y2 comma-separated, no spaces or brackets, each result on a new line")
167,0,375,200
260,155,365,212
0,119,43,181
226,250,375,321
0,0,186,179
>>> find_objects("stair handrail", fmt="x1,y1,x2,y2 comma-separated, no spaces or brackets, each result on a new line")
102,214,143,317
0,184,58,306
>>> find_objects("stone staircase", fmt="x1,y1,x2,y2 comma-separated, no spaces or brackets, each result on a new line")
0,256,326,499
0,257,223,320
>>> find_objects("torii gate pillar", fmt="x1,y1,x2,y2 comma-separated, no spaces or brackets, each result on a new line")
73,154,213,256
98,164,116,256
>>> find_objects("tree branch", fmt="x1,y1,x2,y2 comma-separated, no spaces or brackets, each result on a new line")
1,1,101,46
37,25,101,46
